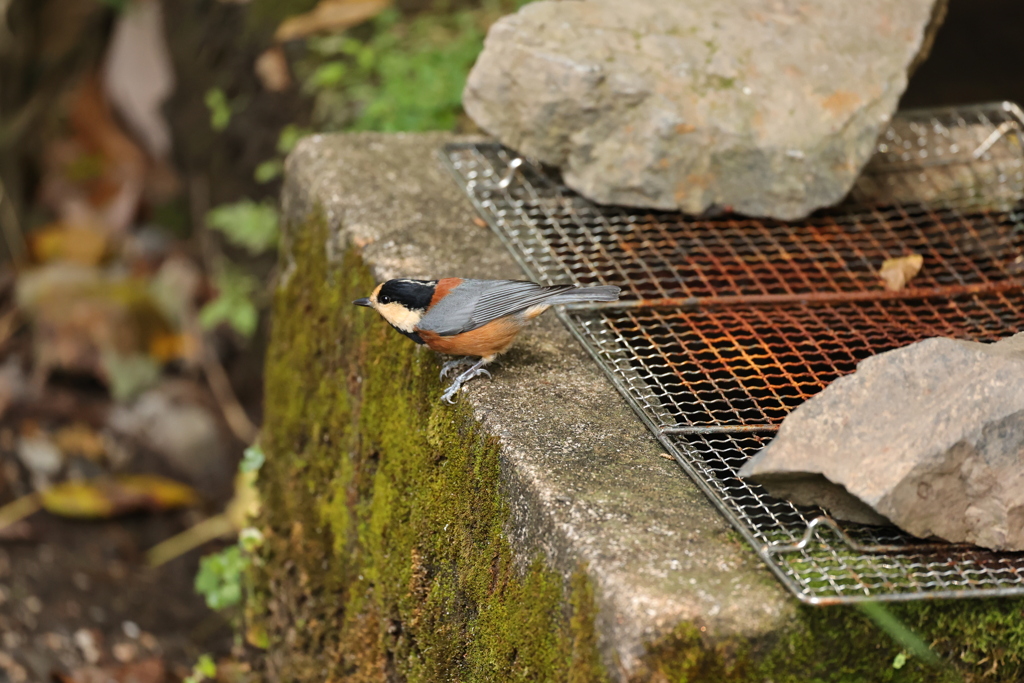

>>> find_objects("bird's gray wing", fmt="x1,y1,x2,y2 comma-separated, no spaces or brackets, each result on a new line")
418,280,575,336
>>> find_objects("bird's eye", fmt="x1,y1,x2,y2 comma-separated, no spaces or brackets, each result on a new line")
379,295,390,304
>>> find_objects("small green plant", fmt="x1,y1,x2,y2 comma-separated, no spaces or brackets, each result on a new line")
206,200,280,254
199,267,260,338
195,544,247,610
298,7,489,132
240,444,266,473
193,445,265,612
183,653,217,683
856,602,941,669
204,88,232,132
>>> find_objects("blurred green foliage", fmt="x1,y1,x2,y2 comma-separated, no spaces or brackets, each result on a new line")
299,2,531,132
207,200,280,255
302,8,480,131
204,88,232,132
183,653,218,683
199,267,260,338
195,545,246,610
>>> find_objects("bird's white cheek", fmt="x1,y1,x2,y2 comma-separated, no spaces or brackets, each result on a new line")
376,302,424,332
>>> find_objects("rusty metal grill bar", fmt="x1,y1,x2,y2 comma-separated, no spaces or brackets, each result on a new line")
440,102,1024,605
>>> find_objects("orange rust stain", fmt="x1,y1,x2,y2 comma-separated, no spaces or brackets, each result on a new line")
751,111,764,133
429,277,463,307
674,182,689,203
822,90,861,117
686,173,713,189
675,123,697,135
418,318,522,358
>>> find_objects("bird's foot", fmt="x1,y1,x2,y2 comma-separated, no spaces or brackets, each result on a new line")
440,360,492,404
439,358,474,380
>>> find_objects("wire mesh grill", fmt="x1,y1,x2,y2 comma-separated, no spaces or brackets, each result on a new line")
440,102,1024,604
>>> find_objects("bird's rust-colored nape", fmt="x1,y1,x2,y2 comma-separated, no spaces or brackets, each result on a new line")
429,278,463,307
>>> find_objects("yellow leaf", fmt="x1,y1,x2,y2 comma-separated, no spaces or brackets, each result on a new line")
28,222,109,266
40,481,116,518
40,475,200,519
274,0,391,42
148,331,200,363
879,253,924,291
113,474,201,510
55,422,106,462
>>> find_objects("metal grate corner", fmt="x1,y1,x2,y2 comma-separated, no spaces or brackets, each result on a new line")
440,102,1024,605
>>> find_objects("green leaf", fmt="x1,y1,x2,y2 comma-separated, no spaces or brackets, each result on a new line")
892,651,908,669
102,351,162,402
196,654,217,678
307,61,348,90
277,124,311,155
206,200,280,254
204,88,231,131
195,546,247,610
199,268,259,338
254,159,284,184
240,444,266,473
856,602,941,668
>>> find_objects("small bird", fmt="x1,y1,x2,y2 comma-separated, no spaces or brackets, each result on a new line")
354,278,620,403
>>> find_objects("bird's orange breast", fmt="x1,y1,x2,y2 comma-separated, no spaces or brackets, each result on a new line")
417,317,523,359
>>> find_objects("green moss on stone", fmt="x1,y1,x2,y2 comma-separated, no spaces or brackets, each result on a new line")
637,598,1024,682
253,210,608,681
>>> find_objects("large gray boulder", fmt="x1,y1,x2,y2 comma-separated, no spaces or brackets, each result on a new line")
739,333,1024,551
464,0,947,220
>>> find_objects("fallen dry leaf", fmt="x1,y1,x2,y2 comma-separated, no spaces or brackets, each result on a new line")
879,253,924,291
40,474,200,519
274,0,391,42
55,422,106,462
16,263,175,399
102,0,175,159
67,75,146,234
27,221,109,265
255,46,292,92
56,657,166,683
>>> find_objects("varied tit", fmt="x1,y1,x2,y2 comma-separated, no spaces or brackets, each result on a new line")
354,278,620,403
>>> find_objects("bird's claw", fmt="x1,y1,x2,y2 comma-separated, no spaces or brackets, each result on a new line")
439,359,471,380
440,364,492,404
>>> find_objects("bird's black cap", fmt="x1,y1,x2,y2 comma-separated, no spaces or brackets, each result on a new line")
376,279,435,311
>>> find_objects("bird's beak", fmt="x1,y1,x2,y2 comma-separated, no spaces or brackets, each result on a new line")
353,298,372,307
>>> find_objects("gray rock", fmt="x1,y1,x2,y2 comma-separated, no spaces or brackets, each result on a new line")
851,116,1024,212
464,0,947,220
739,333,1024,551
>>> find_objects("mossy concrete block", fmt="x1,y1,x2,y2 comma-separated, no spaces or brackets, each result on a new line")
255,130,1024,681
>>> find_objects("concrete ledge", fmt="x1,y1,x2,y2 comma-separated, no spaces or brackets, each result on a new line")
254,130,1024,682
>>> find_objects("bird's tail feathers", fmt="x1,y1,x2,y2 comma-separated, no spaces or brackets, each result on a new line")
545,285,621,304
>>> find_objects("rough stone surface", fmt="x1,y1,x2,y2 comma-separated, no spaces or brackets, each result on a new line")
463,0,946,219
740,333,1024,551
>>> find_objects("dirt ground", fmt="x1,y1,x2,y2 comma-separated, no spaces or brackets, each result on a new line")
0,509,234,682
